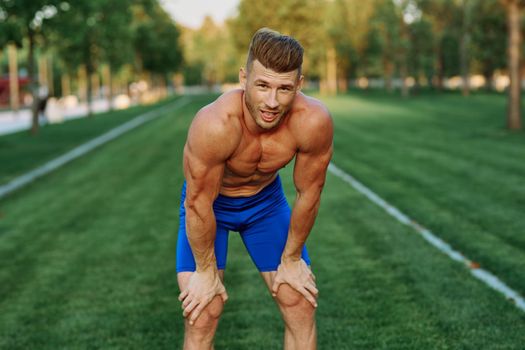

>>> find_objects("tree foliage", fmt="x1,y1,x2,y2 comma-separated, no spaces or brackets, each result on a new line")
133,1,182,76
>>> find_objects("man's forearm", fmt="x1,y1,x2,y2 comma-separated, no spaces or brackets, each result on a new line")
282,190,321,261
185,202,217,271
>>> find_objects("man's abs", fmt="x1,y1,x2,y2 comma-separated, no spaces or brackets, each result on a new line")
219,169,280,197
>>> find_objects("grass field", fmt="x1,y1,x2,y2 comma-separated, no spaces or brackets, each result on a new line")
0,91,524,349
0,97,179,185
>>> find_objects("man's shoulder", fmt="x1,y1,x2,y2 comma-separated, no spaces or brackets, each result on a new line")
207,88,244,120
192,89,243,134
290,93,332,135
186,89,243,156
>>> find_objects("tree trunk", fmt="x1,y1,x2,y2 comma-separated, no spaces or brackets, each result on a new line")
434,47,444,90
28,30,40,135
102,65,113,111
400,60,409,98
337,66,348,93
384,59,394,93
7,44,19,112
48,55,54,97
460,0,471,96
506,0,522,130
86,60,94,116
91,73,100,100
39,55,48,93
78,64,88,109
61,73,71,97
483,69,493,91
326,46,337,95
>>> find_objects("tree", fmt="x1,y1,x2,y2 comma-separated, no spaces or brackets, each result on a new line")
325,0,374,93
417,0,460,89
407,18,435,90
0,12,24,111
48,1,112,115
133,2,183,83
470,0,506,90
0,0,62,134
371,0,402,92
459,0,473,96
180,17,238,87
98,0,134,109
501,0,524,130
374,0,423,96
230,0,325,79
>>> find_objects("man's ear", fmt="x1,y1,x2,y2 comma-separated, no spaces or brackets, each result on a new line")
297,74,304,91
239,67,247,89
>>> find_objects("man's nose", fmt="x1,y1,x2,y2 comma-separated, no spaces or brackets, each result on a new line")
265,90,279,109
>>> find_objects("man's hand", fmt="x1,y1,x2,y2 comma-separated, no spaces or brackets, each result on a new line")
271,258,318,308
178,268,228,325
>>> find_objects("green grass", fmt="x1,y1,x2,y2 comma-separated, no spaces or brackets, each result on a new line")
0,91,524,349
0,96,182,185
322,90,525,297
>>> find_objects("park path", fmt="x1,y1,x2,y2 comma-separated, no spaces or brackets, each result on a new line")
0,98,122,136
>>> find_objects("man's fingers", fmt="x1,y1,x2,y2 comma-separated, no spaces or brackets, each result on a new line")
178,289,189,302
305,282,319,298
189,304,205,326
220,291,229,303
183,299,199,317
299,287,318,308
182,295,193,309
271,280,282,297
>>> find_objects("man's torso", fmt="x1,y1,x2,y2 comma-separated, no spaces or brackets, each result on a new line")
209,89,317,197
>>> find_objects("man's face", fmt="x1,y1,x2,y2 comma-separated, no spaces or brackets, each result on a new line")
240,60,303,131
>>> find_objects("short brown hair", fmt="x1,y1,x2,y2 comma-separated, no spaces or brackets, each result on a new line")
246,28,304,75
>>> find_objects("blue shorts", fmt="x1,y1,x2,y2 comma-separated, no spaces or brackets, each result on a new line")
176,175,310,272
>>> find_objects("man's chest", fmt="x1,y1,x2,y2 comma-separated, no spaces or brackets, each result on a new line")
226,131,297,176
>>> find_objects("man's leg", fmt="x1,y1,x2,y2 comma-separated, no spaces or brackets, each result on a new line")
261,271,317,350
237,176,316,348
177,270,225,350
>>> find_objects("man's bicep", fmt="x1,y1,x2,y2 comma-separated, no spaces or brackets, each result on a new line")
293,146,332,193
183,113,231,203
183,142,225,204
294,117,333,192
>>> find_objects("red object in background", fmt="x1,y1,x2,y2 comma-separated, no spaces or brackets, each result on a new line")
0,76,30,106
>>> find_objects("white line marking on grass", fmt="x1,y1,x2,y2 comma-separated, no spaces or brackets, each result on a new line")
0,97,190,200
328,162,525,312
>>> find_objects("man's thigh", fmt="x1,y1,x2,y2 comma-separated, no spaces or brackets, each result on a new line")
240,207,310,273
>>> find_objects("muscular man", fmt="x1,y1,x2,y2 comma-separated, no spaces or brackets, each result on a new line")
177,28,333,350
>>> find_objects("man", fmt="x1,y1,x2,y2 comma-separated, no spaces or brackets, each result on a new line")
177,28,333,349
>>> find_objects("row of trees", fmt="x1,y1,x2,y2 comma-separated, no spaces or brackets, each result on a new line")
0,0,183,134
1,0,523,131
182,0,523,130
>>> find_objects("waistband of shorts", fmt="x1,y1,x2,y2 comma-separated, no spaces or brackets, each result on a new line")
217,174,282,201
181,174,283,206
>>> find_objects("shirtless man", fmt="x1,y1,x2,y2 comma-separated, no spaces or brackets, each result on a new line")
176,28,333,350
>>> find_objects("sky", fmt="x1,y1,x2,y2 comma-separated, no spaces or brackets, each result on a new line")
160,0,240,29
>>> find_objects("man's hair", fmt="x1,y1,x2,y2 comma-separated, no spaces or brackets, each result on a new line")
246,28,304,75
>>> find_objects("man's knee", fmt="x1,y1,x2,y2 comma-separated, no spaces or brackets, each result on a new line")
188,295,224,329
275,284,316,316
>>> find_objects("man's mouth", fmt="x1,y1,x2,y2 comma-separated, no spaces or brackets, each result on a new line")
260,110,279,122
